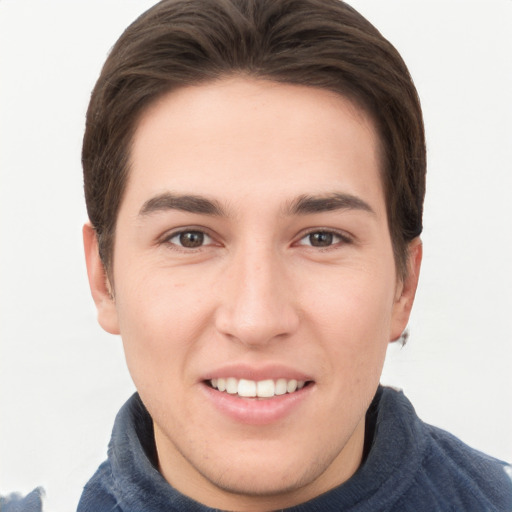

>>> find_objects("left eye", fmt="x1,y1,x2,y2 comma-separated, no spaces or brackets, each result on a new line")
298,231,345,247
168,230,212,248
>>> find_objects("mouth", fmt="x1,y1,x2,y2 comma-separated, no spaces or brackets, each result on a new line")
202,372,314,424
206,377,311,398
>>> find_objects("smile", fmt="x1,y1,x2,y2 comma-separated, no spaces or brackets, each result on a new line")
209,378,307,398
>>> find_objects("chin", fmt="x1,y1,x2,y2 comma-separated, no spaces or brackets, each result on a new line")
190,441,341,506
213,465,310,496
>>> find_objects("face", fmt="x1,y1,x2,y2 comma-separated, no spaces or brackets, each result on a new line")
84,78,420,511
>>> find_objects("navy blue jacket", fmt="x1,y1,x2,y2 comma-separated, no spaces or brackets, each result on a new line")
77,387,512,511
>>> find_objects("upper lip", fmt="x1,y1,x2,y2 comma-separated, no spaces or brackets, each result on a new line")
201,363,314,383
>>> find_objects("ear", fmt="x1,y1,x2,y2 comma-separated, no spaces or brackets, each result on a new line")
390,237,422,342
83,223,120,335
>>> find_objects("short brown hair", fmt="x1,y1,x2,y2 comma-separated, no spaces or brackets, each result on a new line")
83,0,426,279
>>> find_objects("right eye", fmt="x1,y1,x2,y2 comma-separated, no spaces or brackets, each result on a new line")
166,230,213,249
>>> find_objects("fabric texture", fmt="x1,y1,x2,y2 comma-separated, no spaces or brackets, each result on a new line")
0,488,45,512
77,387,512,511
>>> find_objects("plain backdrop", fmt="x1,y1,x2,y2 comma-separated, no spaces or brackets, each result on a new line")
1,1,511,510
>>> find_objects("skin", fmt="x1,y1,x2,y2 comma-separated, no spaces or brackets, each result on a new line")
84,77,421,511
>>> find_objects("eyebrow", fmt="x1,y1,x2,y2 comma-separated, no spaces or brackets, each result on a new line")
139,193,225,217
138,191,374,218
286,193,375,216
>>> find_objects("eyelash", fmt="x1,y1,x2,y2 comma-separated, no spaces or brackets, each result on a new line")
296,229,353,249
162,229,215,251
161,228,352,251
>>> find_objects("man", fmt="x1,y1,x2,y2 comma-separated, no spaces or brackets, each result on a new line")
77,0,512,510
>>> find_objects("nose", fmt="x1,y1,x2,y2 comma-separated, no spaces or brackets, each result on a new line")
214,244,300,347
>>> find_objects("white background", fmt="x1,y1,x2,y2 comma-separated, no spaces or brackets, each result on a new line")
1,1,511,510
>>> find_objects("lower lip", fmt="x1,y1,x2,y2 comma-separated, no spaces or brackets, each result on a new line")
201,383,313,425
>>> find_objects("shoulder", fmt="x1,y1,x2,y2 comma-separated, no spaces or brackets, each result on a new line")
77,460,122,512
416,423,512,510
0,488,45,512
380,387,512,511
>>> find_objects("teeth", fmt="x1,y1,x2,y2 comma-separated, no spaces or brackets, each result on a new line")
226,377,238,394
287,379,298,393
256,379,275,398
238,379,256,397
210,377,307,398
275,378,287,395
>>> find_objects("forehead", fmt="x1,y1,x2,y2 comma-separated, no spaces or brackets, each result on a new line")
125,78,384,215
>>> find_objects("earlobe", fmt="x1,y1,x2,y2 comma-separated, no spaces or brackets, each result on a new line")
390,237,422,342
83,223,120,335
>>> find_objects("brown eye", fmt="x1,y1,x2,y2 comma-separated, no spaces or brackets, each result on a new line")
168,230,211,248
308,232,334,247
297,230,349,248
180,231,204,247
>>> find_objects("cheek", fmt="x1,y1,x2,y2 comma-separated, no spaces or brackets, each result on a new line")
303,267,395,376
306,261,395,327
113,270,212,388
